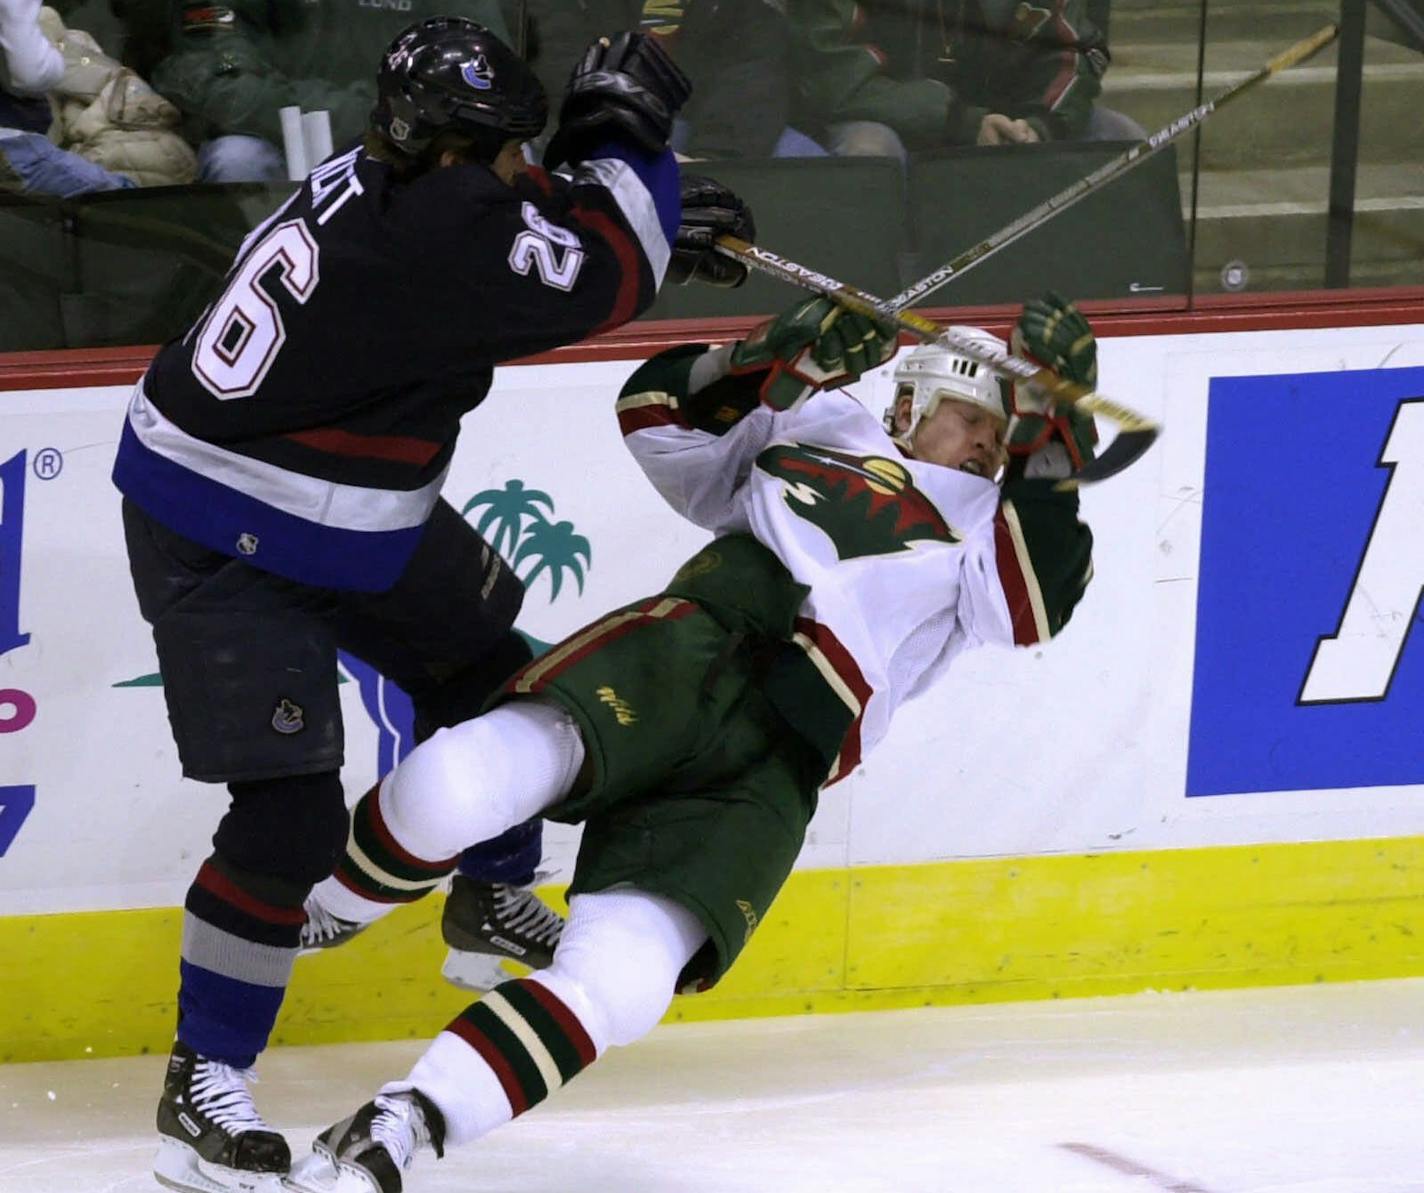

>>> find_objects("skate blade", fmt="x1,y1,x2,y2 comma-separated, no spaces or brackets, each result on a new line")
155,1135,287,1193
441,948,516,993
282,1150,349,1193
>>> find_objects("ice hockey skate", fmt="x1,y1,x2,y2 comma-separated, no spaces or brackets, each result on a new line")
285,1089,445,1193
439,874,564,991
153,1040,289,1193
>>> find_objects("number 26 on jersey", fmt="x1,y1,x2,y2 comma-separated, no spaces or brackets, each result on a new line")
508,202,586,292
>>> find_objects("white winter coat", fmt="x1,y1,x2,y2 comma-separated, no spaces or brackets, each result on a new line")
7,7,197,186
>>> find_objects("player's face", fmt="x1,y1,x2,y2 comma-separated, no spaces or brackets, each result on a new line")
491,138,530,185
908,397,1007,478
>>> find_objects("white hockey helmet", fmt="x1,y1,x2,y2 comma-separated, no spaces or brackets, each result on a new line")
883,326,1012,442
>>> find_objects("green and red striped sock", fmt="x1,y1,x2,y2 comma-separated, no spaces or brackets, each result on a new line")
332,781,458,906
445,977,598,1117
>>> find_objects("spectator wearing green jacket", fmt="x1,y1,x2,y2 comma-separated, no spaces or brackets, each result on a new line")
667,0,829,160
789,0,1142,161
151,0,513,181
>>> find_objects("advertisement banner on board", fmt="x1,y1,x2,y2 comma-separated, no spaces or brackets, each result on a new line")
1188,366,1424,797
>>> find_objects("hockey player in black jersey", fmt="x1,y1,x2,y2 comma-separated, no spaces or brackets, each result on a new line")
110,17,751,1193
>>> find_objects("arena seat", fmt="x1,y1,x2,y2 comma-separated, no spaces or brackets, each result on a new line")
0,196,70,352
64,184,295,347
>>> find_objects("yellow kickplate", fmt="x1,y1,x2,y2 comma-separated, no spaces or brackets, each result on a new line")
3,837,1423,1063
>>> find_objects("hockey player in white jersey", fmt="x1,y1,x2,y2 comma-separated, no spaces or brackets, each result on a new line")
288,292,1098,1191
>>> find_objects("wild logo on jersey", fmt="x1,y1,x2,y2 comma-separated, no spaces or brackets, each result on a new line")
757,444,958,560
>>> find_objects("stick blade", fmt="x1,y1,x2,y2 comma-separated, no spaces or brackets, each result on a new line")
1059,425,1160,488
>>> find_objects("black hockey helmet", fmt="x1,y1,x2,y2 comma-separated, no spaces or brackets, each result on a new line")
371,17,548,159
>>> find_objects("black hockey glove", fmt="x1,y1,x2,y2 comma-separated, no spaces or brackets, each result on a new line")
544,31,692,170
667,174,757,287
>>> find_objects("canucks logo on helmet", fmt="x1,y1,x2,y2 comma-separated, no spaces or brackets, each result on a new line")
373,17,548,151
461,54,494,91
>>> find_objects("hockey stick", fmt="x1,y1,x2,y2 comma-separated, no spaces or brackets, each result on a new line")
713,236,1158,487
881,22,1339,312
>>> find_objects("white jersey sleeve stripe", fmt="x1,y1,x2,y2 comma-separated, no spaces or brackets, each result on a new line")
126,382,447,533
572,158,670,287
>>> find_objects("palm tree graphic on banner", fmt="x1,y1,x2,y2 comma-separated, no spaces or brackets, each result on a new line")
357,481,592,767
463,480,591,602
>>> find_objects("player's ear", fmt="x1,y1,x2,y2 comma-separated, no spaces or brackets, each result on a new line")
893,394,914,435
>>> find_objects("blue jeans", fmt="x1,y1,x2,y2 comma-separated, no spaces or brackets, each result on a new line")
197,135,286,183
0,131,136,197
826,104,1149,162
670,118,829,160
825,120,908,164
771,126,830,158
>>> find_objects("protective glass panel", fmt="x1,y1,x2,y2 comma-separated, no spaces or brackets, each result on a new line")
1187,0,1422,296
0,0,1417,352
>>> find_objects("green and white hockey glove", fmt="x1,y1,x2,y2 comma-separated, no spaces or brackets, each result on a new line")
1014,290,1098,388
730,296,899,411
1007,292,1100,477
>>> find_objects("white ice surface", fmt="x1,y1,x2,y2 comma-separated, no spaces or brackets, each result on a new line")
2,978,1423,1193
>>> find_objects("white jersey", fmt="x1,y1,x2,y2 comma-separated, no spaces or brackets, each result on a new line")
618,385,1053,783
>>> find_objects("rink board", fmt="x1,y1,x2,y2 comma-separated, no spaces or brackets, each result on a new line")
4,836,1424,1063
4,316,1424,1061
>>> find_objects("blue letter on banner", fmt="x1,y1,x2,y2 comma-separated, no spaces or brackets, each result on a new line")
1187,366,1424,797
0,786,36,857
0,451,30,658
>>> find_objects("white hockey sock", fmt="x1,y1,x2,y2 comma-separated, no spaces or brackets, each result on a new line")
311,700,585,925
406,889,707,1146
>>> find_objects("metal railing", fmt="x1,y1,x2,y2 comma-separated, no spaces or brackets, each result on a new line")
1327,0,1424,287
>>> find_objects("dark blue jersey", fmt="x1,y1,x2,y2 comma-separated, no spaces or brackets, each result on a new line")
114,143,678,591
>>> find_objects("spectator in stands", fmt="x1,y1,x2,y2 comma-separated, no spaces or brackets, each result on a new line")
789,0,1144,162
523,0,827,161
665,0,828,159
0,0,63,128
150,0,513,182
1,0,195,195
109,0,173,80
515,2,640,159
521,1,642,101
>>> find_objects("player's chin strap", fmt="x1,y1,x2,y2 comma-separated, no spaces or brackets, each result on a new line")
712,236,1159,489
